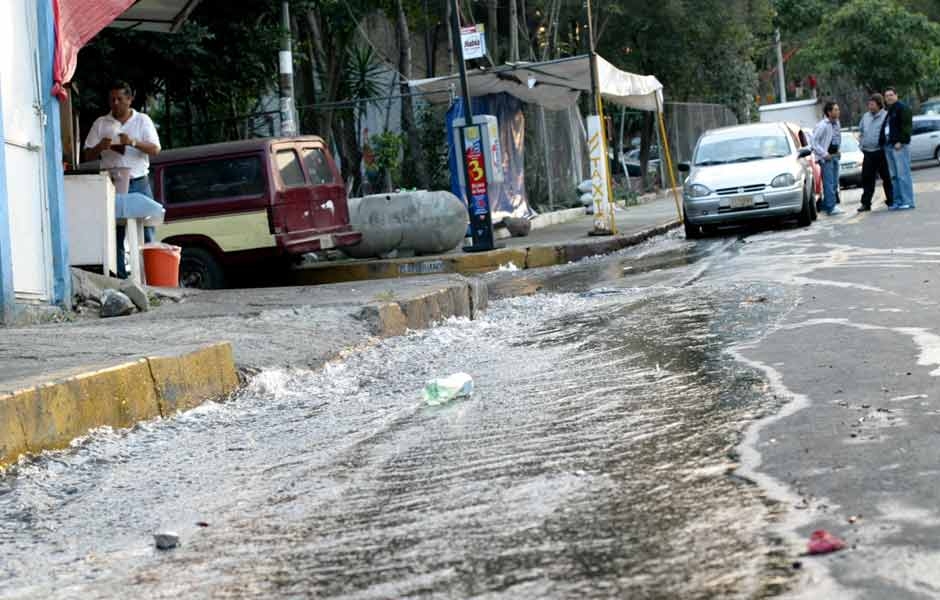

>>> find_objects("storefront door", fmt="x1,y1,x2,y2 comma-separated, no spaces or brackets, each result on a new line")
0,0,53,302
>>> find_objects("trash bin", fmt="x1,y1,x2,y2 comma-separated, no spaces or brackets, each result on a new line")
142,243,181,287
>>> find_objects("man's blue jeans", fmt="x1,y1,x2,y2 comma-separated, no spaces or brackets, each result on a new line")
884,144,915,207
821,158,839,213
116,176,156,279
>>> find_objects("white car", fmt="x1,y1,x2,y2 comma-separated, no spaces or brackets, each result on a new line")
911,115,940,165
678,122,815,238
838,132,864,188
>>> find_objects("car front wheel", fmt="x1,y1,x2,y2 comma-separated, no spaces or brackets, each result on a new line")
798,187,813,227
684,216,702,239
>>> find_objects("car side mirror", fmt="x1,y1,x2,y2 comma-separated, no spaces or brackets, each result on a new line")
798,147,812,158
678,162,691,173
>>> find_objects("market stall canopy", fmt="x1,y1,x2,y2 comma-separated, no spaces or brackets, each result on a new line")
409,54,664,112
52,0,202,99
109,0,203,33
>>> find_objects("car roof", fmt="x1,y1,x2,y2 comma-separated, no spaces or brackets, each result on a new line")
152,136,327,165
701,122,789,138
914,114,939,120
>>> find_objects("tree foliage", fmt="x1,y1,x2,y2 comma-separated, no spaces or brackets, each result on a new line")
802,0,940,93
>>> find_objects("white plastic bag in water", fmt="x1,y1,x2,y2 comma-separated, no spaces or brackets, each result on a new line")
422,373,474,406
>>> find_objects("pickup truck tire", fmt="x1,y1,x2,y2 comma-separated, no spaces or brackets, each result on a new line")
179,246,226,289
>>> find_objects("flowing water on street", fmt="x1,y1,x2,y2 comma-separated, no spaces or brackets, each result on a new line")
0,232,807,599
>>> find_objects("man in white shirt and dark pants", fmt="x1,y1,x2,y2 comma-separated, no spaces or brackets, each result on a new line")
83,81,161,278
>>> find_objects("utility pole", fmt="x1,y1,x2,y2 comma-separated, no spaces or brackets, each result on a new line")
774,28,787,103
509,0,519,62
449,0,496,252
279,0,298,136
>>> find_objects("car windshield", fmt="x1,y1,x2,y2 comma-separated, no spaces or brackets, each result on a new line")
840,133,860,152
694,133,790,166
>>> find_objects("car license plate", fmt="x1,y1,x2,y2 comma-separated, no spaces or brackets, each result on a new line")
730,196,753,209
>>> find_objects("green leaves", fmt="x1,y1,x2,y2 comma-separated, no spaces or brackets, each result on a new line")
803,0,940,93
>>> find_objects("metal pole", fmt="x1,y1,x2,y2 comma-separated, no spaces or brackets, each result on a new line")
774,28,787,104
449,0,473,122
279,0,298,136
449,0,496,251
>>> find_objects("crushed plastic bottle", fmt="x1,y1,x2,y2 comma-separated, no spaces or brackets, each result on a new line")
422,373,474,406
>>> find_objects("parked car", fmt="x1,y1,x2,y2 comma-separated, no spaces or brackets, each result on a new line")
622,146,660,177
911,115,940,165
151,136,361,288
678,122,815,238
920,99,940,115
797,126,823,202
838,132,864,188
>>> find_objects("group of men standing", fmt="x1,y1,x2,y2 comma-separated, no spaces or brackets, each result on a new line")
812,87,915,215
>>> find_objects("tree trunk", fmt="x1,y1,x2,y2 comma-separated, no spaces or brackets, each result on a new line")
397,0,427,188
445,0,454,74
487,0,498,63
509,0,519,62
304,9,343,144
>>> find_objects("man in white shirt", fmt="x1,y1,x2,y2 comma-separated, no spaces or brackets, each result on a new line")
811,101,843,216
83,81,161,278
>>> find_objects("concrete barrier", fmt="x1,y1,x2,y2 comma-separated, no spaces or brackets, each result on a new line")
0,342,239,467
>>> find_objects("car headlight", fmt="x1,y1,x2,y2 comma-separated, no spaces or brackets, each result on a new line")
685,183,712,198
771,173,797,188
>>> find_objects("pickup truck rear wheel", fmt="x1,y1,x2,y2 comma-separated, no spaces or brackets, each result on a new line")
179,247,226,289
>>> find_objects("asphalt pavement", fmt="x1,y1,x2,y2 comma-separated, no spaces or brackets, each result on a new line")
3,167,940,597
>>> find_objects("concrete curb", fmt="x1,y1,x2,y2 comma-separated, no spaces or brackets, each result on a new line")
294,219,682,286
0,342,239,467
356,277,488,338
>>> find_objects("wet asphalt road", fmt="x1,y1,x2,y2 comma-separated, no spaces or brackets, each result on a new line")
2,167,940,598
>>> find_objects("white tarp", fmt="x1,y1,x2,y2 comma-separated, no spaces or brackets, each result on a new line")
409,54,663,112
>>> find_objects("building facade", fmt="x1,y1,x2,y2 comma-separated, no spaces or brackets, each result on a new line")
0,0,71,322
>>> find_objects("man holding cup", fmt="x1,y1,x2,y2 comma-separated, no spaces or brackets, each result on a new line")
83,81,161,278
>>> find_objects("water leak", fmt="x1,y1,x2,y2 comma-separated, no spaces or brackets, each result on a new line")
0,235,802,598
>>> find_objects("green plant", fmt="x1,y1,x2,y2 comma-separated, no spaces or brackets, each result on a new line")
371,131,404,191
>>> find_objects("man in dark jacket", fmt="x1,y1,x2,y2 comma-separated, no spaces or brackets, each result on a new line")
880,87,915,209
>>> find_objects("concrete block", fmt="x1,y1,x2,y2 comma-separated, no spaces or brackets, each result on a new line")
468,278,488,318
356,303,408,337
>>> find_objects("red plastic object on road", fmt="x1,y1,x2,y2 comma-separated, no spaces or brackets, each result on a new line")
142,243,182,287
807,530,846,555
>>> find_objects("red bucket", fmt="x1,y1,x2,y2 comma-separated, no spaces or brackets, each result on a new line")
142,243,181,287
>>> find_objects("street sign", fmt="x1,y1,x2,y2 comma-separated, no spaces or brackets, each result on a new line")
460,24,486,60
587,115,615,233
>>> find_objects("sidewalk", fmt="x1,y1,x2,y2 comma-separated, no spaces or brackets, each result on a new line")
0,193,680,466
291,193,682,284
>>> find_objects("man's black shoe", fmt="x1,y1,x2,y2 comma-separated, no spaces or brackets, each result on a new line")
857,205,871,212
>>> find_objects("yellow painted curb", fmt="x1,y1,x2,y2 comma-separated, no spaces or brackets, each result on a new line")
450,248,528,274
292,222,681,286
0,342,239,468
148,343,240,415
525,245,566,269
